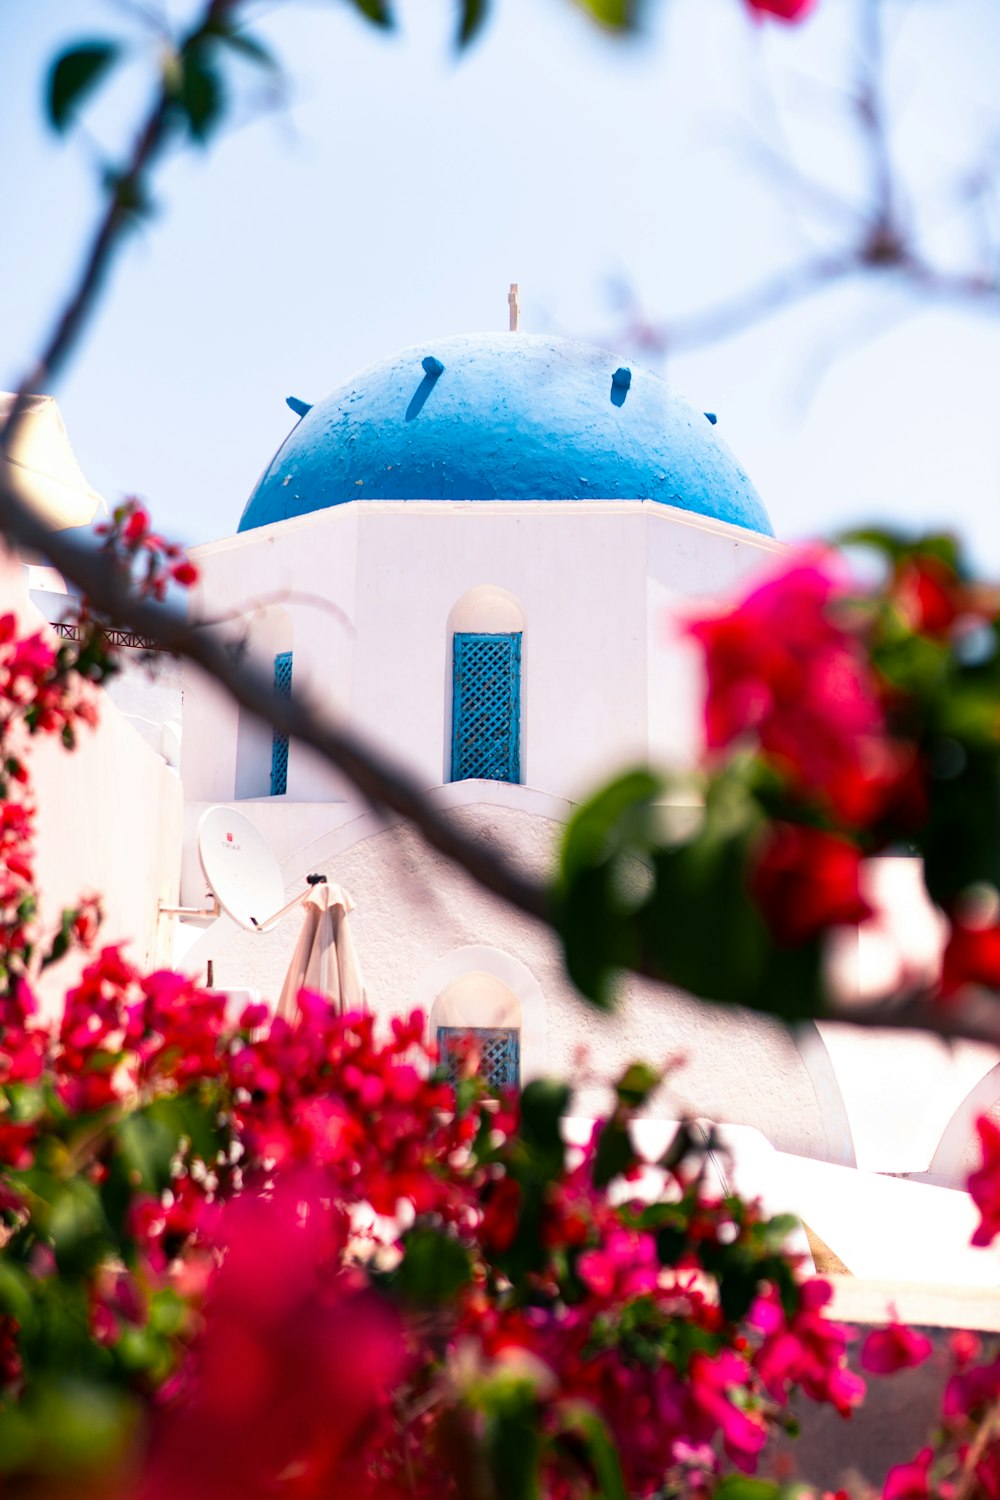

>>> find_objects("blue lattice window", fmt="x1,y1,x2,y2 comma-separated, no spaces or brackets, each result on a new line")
451,632,521,783
437,1027,520,1090
270,651,293,796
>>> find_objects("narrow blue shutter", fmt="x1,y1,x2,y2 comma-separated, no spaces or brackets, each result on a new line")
437,1027,520,1089
270,651,293,796
451,632,521,783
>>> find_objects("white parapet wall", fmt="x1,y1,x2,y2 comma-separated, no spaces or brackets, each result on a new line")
0,547,183,1009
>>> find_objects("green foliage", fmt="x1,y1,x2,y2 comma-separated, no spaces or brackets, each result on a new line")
557,766,827,1020
395,1227,474,1302
346,0,395,26
615,1061,661,1109
552,1401,629,1500
46,41,121,134
714,1478,781,1500
840,525,964,578
592,1116,635,1189
0,1377,135,1480
457,0,492,47
571,0,643,27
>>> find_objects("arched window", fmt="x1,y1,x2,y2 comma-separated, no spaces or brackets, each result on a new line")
447,586,525,785
235,606,292,798
432,970,522,1090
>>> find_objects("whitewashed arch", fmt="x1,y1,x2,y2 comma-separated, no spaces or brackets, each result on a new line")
410,944,546,1083
444,586,528,785
448,583,526,637
930,1063,1000,1185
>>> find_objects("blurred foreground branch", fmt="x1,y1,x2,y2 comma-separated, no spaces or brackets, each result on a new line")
613,0,1000,361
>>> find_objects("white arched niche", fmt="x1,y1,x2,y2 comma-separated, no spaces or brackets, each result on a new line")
235,605,293,799
410,945,546,1084
930,1063,1000,1186
444,585,527,785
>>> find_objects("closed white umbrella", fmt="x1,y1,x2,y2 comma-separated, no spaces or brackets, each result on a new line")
276,880,366,1021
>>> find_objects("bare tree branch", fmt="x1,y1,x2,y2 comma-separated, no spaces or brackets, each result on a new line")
612,0,1000,368
0,468,554,927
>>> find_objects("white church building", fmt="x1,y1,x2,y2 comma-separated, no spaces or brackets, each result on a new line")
9,332,1000,1282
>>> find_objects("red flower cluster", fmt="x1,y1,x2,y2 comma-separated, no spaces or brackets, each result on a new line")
689,561,912,829
139,1174,406,1500
227,999,481,1220
940,919,1000,1000
96,498,200,600
751,1280,864,1416
56,946,227,1121
749,822,871,947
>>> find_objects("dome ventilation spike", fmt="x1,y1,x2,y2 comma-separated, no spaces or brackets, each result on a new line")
421,356,445,377
611,366,631,408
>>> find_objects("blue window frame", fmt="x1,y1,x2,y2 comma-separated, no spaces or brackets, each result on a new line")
451,632,521,783
437,1026,520,1090
270,650,293,796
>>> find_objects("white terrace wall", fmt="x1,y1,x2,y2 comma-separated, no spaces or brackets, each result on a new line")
0,549,182,1010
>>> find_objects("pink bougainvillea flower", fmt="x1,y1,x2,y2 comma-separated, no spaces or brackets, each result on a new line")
883,1447,933,1500
745,0,817,18
748,822,872,947
751,1280,865,1417
967,1115,1000,1248
860,1320,933,1374
688,1349,769,1470
137,1173,406,1500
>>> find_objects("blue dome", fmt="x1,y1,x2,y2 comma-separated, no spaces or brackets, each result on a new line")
237,333,772,535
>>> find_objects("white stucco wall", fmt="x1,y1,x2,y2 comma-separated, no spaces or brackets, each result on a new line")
0,549,183,1009
182,500,783,808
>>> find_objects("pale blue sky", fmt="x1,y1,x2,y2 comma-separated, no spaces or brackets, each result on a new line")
3,0,1000,566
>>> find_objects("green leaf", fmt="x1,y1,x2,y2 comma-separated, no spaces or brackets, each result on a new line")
552,1401,628,1500
148,1287,187,1338
347,0,394,26
48,1179,108,1275
592,1118,634,1189
519,1079,570,1170
615,1061,661,1110
46,41,121,134
175,50,226,142
116,1112,173,1197
489,1400,541,1500
557,769,663,1007
395,1227,472,1303
0,1263,34,1329
457,0,491,46
23,1377,133,1474
719,1262,760,1322
218,31,280,71
714,1478,781,1500
569,0,641,29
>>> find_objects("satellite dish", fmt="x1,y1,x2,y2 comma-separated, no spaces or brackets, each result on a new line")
197,807,287,932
